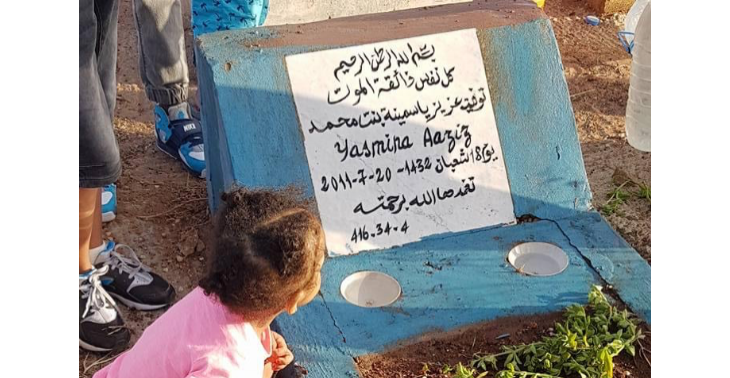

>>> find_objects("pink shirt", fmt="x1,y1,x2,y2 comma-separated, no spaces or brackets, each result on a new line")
94,287,272,378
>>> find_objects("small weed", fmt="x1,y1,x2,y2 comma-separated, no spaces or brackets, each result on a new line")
600,178,651,215
599,201,621,216
609,186,631,202
451,363,487,378
600,181,631,216
442,364,454,375
637,183,651,201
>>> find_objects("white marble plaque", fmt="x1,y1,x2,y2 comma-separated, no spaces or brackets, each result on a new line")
286,29,515,256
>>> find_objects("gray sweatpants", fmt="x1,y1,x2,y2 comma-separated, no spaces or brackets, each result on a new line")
133,0,189,106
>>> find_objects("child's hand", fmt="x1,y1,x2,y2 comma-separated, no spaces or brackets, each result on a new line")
266,331,294,371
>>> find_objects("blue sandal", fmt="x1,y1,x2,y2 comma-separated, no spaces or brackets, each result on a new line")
154,103,206,178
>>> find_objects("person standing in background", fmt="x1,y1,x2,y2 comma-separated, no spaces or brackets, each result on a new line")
80,0,175,352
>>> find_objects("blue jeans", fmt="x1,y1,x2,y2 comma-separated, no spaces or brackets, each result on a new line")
79,0,121,188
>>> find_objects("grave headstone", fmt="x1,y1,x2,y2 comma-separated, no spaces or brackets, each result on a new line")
286,29,516,255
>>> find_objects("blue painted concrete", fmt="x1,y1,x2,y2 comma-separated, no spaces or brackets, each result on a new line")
479,24,593,219
315,219,600,353
196,33,316,210
195,13,650,378
556,213,651,323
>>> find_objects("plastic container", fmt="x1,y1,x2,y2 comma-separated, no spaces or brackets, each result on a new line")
619,0,650,54
340,271,401,307
625,0,650,36
507,242,569,276
625,2,651,151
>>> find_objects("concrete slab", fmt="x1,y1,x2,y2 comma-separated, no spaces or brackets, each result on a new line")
277,212,648,376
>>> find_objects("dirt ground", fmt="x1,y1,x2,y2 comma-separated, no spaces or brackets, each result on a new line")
79,0,650,375
356,311,651,378
548,0,651,263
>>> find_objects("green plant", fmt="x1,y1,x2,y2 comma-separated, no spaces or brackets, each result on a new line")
451,363,487,378
422,363,430,373
441,286,645,378
599,201,621,216
600,182,632,216
637,183,651,201
442,364,454,375
600,177,651,215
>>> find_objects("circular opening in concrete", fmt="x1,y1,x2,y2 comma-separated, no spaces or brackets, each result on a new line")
507,242,569,276
340,271,401,308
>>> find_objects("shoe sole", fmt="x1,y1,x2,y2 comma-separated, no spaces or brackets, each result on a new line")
109,292,170,311
102,211,116,223
155,142,205,179
79,338,115,353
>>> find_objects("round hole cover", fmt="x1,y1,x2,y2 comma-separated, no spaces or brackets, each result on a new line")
507,242,569,276
340,271,401,308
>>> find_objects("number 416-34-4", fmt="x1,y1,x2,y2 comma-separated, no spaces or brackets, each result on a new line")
351,220,409,243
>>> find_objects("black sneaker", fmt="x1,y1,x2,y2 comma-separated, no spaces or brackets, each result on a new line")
93,241,175,310
79,266,130,352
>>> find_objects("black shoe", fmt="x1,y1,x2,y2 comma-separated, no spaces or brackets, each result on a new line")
94,241,175,310
79,266,130,352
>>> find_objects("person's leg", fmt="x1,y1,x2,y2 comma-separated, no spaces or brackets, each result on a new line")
91,190,103,246
80,0,119,261
79,0,121,188
80,188,104,273
95,0,123,224
79,188,99,273
133,0,206,178
79,0,119,255
79,0,130,353
132,0,189,107
79,0,175,318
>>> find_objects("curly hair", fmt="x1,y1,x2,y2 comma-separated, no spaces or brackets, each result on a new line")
199,187,325,316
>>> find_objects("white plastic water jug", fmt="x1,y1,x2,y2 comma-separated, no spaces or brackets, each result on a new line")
621,0,650,52
625,2,650,151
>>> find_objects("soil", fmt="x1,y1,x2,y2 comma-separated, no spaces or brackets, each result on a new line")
356,311,651,378
79,0,650,375
249,0,542,49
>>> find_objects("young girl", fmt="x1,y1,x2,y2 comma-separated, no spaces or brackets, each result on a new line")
94,187,326,378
